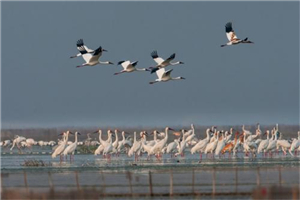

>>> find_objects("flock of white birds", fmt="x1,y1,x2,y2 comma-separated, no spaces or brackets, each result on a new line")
2,124,300,162
2,23,297,163
70,22,253,84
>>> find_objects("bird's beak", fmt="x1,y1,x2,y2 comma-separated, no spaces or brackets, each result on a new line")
93,130,99,134
109,62,114,65
180,61,184,64
77,132,81,135
103,49,108,52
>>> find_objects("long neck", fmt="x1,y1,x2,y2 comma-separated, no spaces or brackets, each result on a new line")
99,61,111,65
122,132,125,142
115,132,118,142
134,132,137,142
165,128,168,141
154,132,157,141
65,133,69,144
99,131,103,143
171,77,182,80
170,61,181,65
136,68,147,71
206,131,210,140
75,133,78,143
267,132,269,140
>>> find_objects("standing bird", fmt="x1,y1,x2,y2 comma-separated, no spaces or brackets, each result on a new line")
52,131,71,161
76,46,113,68
70,39,94,58
114,60,149,75
221,22,254,47
149,68,185,84
63,132,81,161
149,50,184,74
191,129,211,160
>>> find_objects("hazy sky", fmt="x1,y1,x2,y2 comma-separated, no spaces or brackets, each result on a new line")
1,2,299,128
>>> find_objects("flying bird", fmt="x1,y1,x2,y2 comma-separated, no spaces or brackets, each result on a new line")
76,46,113,68
114,60,149,75
149,50,184,74
149,68,185,84
221,22,254,47
70,39,94,58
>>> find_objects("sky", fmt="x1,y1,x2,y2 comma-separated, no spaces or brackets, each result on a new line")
1,2,299,128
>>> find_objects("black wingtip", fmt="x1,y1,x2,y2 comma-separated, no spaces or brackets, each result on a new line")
169,53,176,60
76,39,84,47
118,61,125,65
94,46,103,55
225,22,233,33
151,50,158,59
150,67,159,74
131,61,138,67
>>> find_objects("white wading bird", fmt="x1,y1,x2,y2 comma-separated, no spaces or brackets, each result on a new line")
63,132,81,161
149,50,184,74
52,131,71,161
149,68,185,84
70,39,94,58
114,60,149,75
76,46,113,68
221,22,254,47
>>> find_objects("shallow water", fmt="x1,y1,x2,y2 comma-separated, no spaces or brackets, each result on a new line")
1,148,299,199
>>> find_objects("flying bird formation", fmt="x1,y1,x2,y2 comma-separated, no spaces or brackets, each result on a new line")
71,22,253,84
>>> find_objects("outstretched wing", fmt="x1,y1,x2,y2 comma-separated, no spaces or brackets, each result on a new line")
163,69,173,78
89,46,104,63
156,68,166,79
131,61,138,67
118,60,131,69
76,39,88,55
160,53,175,66
225,22,238,41
76,39,94,53
151,50,164,64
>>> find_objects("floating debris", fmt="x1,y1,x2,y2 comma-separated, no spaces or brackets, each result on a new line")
21,159,52,167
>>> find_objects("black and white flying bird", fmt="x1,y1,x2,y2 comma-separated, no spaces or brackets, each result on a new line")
149,50,184,74
114,60,149,75
221,22,254,47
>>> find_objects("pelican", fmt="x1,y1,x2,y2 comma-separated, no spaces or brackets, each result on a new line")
70,39,94,58
76,46,113,68
149,68,185,84
221,22,254,47
114,60,149,75
149,50,184,74
63,132,81,161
